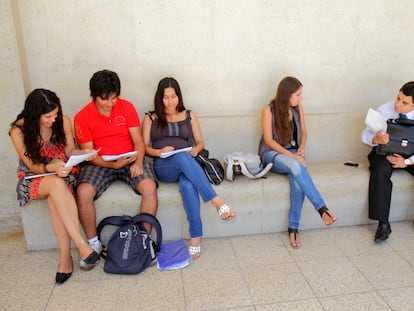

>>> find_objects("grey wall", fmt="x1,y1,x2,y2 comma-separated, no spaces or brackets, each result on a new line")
2,0,413,225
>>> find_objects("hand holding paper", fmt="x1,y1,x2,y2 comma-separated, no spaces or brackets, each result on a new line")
101,151,138,161
65,149,99,168
365,108,387,134
160,147,192,158
25,149,99,180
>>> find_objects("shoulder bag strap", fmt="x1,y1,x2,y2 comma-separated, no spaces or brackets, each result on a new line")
146,111,155,121
186,110,193,146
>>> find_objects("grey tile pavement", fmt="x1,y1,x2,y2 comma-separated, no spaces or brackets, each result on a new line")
1,221,414,311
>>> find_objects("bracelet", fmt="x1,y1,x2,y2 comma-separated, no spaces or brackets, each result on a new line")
43,163,49,173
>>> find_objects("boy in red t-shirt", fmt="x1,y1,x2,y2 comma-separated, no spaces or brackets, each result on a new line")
74,70,158,267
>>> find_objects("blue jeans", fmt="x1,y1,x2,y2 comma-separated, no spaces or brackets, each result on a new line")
154,152,217,238
263,150,326,229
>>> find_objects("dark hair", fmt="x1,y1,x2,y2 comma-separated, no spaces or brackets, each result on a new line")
400,81,414,100
89,69,121,100
271,76,303,146
10,88,65,164
153,77,186,129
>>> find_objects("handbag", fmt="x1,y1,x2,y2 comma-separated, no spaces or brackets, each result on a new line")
377,118,414,157
186,110,224,185
224,152,273,181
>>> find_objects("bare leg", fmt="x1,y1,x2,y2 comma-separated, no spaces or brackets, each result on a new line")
76,182,98,240
136,179,158,233
38,175,93,260
47,197,72,273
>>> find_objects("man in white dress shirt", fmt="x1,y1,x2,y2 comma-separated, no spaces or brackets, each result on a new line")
361,81,414,242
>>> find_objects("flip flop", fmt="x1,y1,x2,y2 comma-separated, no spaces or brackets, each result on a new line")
288,228,302,248
318,206,336,225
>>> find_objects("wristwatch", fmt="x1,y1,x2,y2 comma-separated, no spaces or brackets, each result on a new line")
404,159,411,166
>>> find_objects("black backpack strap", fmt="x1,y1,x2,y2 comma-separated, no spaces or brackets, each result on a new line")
132,213,162,251
97,215,134,241
186,110,193,146
96,215,135,259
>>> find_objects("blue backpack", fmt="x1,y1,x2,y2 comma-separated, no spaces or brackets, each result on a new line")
97,213,162,275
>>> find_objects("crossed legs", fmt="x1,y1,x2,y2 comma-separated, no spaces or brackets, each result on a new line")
38,176,94,273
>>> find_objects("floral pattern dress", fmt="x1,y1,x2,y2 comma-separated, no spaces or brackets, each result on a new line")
16,141,80,207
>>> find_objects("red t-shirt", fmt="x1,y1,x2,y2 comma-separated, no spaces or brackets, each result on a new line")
74,98,140,155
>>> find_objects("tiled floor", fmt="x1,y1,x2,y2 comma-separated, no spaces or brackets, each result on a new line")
1,221,414,311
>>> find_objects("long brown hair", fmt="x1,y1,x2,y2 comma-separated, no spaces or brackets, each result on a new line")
10,89,65,164
270,76,302,146
153,77,186,129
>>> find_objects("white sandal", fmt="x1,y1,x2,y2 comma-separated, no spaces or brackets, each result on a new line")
188,245,201,259
217,204,236,221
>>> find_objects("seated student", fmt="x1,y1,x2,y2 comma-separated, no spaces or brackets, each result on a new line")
9,89,100,284
74,70,158,264
361,81,414,242
142,77,236,260
258,76,336,248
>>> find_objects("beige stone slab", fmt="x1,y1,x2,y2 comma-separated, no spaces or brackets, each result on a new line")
185,237,239,271
223,307,256,311
296,257,373,297
380,287,414,311
385,221,414,252
0,250,59,288
331,225,396,257
241,263,315,304
2,223,414,310
398,249,414,266
0,284,52,311
256,299,324,311
69,260,118,283
48,279,119,310
319,291,391,311
230,233,293,266
115,270,186,310
182,265,251,310
283,228,345,263
350,253,414,290
0,228,26,256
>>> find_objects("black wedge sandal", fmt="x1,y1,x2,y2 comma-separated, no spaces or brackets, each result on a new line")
318,206,337,225
288,228,301,248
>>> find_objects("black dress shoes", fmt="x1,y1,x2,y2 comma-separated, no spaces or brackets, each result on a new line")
55,271,72,284
374,223,392,243
56,261,73,284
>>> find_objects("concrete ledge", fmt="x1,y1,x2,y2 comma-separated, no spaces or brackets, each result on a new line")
20,160,414,250
19,112,414,250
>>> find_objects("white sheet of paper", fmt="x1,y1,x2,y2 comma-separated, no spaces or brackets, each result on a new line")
160,147,192,158
102,151,138,161
365,108,387,133
25,149,100,180
24,172,57,180
65,149,99,168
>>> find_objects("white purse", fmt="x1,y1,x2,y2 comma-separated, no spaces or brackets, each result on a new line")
224,152,273,181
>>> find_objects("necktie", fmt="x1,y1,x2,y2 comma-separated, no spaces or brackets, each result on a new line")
399,113,407,119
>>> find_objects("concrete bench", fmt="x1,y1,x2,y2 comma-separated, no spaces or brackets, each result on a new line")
20,112,414,250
